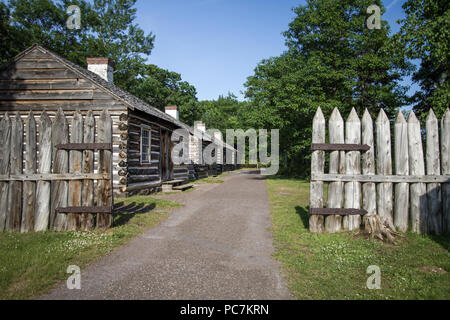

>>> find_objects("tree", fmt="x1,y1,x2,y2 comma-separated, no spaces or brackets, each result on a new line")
395,0,449,120
245,0,412,176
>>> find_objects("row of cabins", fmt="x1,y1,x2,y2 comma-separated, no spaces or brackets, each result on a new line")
0,44,238,199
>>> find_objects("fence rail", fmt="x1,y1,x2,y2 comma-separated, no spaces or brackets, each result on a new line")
0,108,113,232
309,107,450,235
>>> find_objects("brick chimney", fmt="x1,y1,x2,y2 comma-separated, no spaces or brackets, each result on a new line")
194,121,206,133
165,106,179,120
87,57,114,83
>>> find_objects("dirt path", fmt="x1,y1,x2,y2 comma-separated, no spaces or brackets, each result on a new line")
40,170,291,300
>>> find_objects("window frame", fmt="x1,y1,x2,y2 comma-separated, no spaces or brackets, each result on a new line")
140,126,152,164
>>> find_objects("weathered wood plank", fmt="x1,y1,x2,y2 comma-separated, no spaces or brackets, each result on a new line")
0,89,112,101
0,173,109,181
34,111,52,231
311,143,370,151
67,110,83,231
394,111,409,232
361,109,376,232
0,99,127,110
55,143,112,150
325,108,344,233
21,111,36,232
6,113,23,231
408,111,428,234
0,68,79,80
310,208,368,216
11,59,65,69
375,109,394,229
81,111,95,231
343,108,361,231
96,110,113,229
0,79,95,90
311,173,450,183
50,108,69,231
426,109,442,235
0,113,11,231
442,109,450,234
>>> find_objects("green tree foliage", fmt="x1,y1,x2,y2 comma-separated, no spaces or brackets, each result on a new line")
127,64,198,114
244,0,411,176
395,0,449,120
194,93,250,135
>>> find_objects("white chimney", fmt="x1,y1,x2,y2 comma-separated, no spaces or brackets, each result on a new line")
194,121,206,133
87,57,114,83
165,106,179,120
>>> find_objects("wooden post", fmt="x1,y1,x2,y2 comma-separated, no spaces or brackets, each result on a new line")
408,111,428,234
361,109,376,231
326,108,344,233
394,111,409,232
21,111,37,233
35,111,52,232
51,108,69,231
97,110,113,229
7,113,23,231
310,107,325,233
81,110,95,230
441,109,450,234
343,108,361,231
67,110,83,231
375,109,394,229
0,113,11,231
426,109,442,234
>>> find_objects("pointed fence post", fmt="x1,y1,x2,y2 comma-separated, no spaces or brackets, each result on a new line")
51,108,69,231
362,109,376,231
326,108,344,233
82,110,95,231
375,109,394,229
67,110,83,231
7,113,23,231
310,107,325,233
0,113,11,231
35,111,52,231
441,109,450,234
343,108,361,231
408,111,428,234
97,110,113,229
394,111,409,232
426,109,442,235
21,111,37,233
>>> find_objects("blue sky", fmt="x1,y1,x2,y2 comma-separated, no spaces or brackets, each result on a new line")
134,0,418,102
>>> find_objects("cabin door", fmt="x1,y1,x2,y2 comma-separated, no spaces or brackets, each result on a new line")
161,129,172,181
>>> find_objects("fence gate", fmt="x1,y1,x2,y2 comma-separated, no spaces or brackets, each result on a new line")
0,108,113,232
309,107,450,235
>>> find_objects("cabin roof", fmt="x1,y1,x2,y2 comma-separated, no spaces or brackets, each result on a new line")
1,44,236,152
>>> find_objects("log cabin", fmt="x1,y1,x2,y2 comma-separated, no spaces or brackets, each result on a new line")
0,44,235,197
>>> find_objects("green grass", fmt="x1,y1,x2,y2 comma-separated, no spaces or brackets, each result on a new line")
267,178,450,300
0,195,182,300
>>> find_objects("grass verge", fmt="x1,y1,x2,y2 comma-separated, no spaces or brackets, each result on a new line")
0,195,182,300
267,177,450,300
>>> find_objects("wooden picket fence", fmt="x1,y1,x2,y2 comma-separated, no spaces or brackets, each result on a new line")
309,107,450,235
0,109,113,232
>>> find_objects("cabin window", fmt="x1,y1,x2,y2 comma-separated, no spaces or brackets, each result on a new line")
141,127,151,164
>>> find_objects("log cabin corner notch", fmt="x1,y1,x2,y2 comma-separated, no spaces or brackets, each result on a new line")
0,44,210,197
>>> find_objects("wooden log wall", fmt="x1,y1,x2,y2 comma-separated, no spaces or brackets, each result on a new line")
0,109,113,232
0,47,130,196
310,107,450,235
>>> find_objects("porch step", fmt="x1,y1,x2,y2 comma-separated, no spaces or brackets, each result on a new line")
172,184,193,191
162,179,185,185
